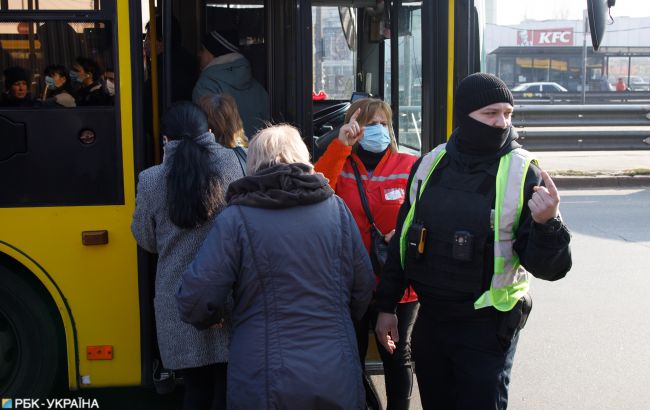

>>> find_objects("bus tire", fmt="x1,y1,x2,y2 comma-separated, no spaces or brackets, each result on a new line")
0,264,65,396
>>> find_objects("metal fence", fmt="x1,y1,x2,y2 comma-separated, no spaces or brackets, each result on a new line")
512,92,650,105
390,103,650,152
513,104,650,151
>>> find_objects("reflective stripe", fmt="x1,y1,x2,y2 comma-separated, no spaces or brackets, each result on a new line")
475,148,536,312
339,171,367,180
408,144,447,204
339,171,410,182
370,173,411,182
494,149,533,279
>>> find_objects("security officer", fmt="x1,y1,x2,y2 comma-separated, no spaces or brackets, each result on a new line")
375,73,572,409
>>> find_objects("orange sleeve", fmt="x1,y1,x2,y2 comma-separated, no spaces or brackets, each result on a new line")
314,139,352,190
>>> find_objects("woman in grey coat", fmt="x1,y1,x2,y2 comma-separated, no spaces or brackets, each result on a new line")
177,125,375,410
131,101,244,410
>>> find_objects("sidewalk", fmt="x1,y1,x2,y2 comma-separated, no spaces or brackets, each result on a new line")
533,150,650,188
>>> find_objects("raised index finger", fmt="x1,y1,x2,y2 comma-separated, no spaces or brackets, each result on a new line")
540,170,558,197
349,108,361,123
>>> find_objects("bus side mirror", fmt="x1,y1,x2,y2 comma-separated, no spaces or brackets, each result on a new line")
587,0,615,51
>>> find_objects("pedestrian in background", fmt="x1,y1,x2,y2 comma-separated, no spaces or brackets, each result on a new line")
1,66,33,107
315,98,419,410
375,73,572,409
131,101,245,410
177,124,375,409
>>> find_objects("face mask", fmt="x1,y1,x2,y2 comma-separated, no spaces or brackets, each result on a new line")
69,70,82,83
105,79,115,96
456,115,512,155
359,124,391,153
44,75,57,90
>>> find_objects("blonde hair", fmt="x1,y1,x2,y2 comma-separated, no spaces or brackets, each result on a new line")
198,93,248,148
345,98,398,152
246,124,312,175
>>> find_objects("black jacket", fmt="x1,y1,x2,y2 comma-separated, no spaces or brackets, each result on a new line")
375,130,572,320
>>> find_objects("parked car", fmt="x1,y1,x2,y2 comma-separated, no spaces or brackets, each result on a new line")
512,82,568,93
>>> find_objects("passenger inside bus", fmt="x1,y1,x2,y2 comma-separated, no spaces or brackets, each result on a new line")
103,68,115,99
192,30,269,138
71,57,111,106
41,65,76,108
1,66,33,107
144,14,196,103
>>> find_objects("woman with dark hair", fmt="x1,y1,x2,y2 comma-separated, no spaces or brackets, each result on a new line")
131,101,245,410
41,65,75,107
198,93,248,174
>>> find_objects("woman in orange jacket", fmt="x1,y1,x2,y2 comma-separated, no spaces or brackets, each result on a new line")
315,98,418,410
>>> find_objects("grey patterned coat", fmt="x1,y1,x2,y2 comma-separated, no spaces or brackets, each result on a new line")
131,133,245,370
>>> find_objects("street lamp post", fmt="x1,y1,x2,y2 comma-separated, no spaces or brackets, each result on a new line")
581,9,588,104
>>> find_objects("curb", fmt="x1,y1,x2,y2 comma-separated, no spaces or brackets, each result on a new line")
553,175,650,189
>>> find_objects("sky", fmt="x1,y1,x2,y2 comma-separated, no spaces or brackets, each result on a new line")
497,0,650,25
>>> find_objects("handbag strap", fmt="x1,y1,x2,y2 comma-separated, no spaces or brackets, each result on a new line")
348,157,382,235
233,146,247,176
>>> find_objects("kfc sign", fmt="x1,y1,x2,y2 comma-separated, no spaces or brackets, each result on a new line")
517,28,574,46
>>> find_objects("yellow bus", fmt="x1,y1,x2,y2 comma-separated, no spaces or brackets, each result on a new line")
0,0,608,396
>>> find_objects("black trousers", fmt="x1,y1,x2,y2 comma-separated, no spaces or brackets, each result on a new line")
412,315,519,410
356,301,420,410
182,363,228,410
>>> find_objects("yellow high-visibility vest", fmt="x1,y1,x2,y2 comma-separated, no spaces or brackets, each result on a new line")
400,143,536,312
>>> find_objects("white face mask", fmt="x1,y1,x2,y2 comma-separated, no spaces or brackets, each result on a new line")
105,79,115,96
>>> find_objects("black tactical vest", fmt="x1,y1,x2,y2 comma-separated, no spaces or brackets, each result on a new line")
406,157,497,296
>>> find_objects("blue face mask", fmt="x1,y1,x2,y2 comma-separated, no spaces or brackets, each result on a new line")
69,70,82,83
359,124,391,153
44,75,57,90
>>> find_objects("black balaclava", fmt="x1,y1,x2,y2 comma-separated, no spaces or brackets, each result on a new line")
454,73,514,155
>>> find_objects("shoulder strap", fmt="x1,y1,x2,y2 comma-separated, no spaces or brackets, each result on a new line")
233,146,247,176
348,157,381,235
408,143,447,204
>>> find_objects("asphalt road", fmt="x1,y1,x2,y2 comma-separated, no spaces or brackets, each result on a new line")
372,187,650,409
508,187,650,409
59,188,650,409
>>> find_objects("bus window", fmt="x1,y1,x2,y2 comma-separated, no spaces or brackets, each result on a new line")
204,2,266,89
396,3,422,154
312,6,357,101
3,0,102,10
0,20,114,107
0,19,120,207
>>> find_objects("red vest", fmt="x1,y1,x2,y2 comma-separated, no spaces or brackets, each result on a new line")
315,139,418,303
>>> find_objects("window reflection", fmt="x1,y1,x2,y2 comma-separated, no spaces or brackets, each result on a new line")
0,20,114,107
5,0,101,11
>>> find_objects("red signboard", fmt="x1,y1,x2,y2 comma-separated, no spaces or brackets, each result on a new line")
517,28,574,47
